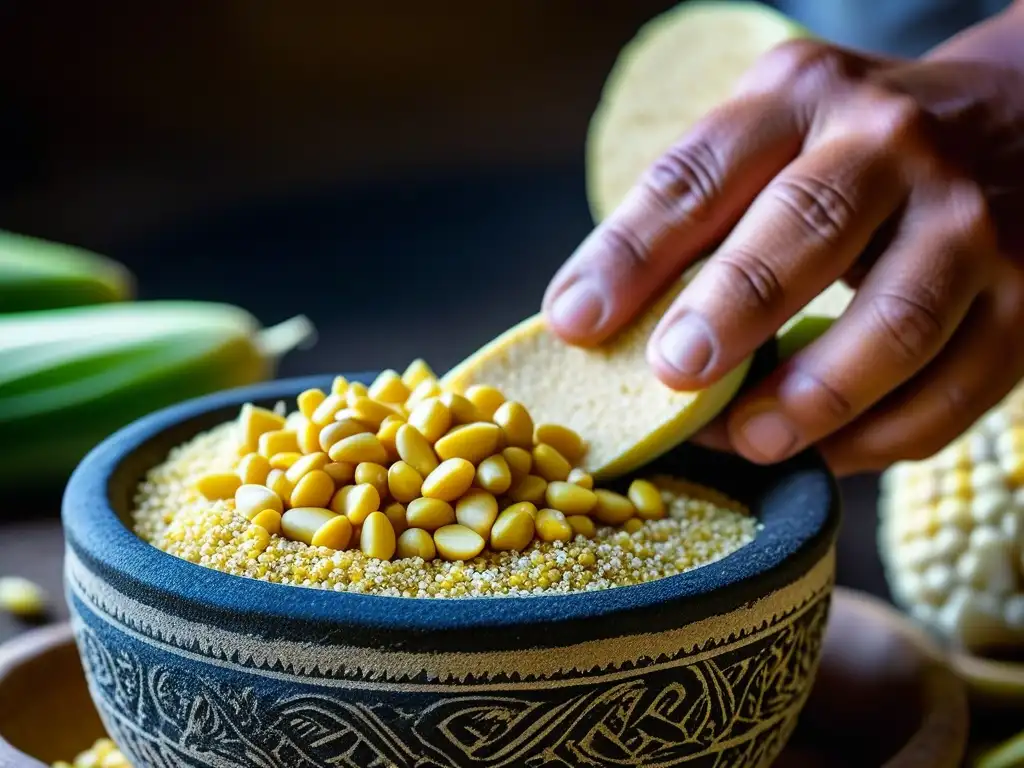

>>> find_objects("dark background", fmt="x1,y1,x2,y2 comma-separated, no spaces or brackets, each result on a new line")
0,1,886,642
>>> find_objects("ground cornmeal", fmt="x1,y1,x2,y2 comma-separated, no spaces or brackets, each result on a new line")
130,368,758,598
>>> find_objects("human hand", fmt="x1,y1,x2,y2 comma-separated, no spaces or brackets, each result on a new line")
543,39,1024,477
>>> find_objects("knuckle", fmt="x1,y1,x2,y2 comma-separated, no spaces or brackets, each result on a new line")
760,39,838,85
791,367,855,423
868,292,945,364
947,182,996,245
866,93,931,149
767,174,856,245
712,252,786,313
641,137,722,222
595,222,654,274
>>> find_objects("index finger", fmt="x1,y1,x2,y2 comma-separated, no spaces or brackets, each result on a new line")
542,93,803,347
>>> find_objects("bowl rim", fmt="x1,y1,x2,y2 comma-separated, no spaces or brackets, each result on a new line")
62,373,842,634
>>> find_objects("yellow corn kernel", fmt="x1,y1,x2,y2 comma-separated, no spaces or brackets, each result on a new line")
534,423,586,463
377,414,405,461
567,515,596,538
435,422,502,464
464,384,505,420
347,381,370,401
505,501,538,519
311,514,353,550
490,506,536,551
434,524,486,561
251,508,283,535
384,502,409,535
1007,455,1024,487
350,396,399,429
578,551,597,567
406,497,456,530
238,403,287,452
421,458,476,501
330,375,349,395
629,479,667,520
405,378,443,411
493,401,534,448
319,417,372,452
343,483,382,525
536,508,573,543
323,461,355,485
258,429,300,458
593,489,636,525
355,462,389,499
502,446,533,483
285,452,330,484
265,469,293,501
508,474,548,504
282,507,337,545
297,388,328,419
269,451,303,470
311,392,347,426
455,488,499,538
408,398,452,443
476,454,513,494
368,369,411,404
396,424,440,477
195,472,242,500
402,358,436,390
546,481,597,515
439,392,484,424
235,484,283,520
396,527,436,560
388,461,424,503
290,469,335,509
531,444,572,482
328,433,388,465
237,452,271,485
623,517,645,534
294,418,321,454
329,484,354,514
567,468,593,490
0,576,47,618
360,511,397,560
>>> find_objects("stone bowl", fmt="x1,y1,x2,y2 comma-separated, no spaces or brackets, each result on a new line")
60,373,841,768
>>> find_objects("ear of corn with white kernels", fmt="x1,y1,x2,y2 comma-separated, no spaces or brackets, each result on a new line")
878,382,1024,652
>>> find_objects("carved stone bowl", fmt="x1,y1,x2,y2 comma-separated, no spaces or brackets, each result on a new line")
60,373,841,768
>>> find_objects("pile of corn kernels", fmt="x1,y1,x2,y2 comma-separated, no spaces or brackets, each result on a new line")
131,361,758,597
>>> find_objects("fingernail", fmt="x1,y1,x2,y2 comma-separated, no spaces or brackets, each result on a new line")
657,315,713,376
548,281,605,335
738,410,798,462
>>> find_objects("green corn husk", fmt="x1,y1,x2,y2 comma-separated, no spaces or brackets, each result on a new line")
0,301,316,492
0,229,135,313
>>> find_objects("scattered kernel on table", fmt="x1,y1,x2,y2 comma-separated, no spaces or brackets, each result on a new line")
130,361,758,597
0,576,48,618
53,738,131,768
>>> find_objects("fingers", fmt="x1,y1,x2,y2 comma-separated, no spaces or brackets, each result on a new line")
646,134,906,389
820,273,1024,476
542,94,803,346
723,183,995,466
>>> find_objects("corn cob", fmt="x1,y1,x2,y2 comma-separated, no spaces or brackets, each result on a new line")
0,229,134,313
0,301,314,491
878,381,1024,654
